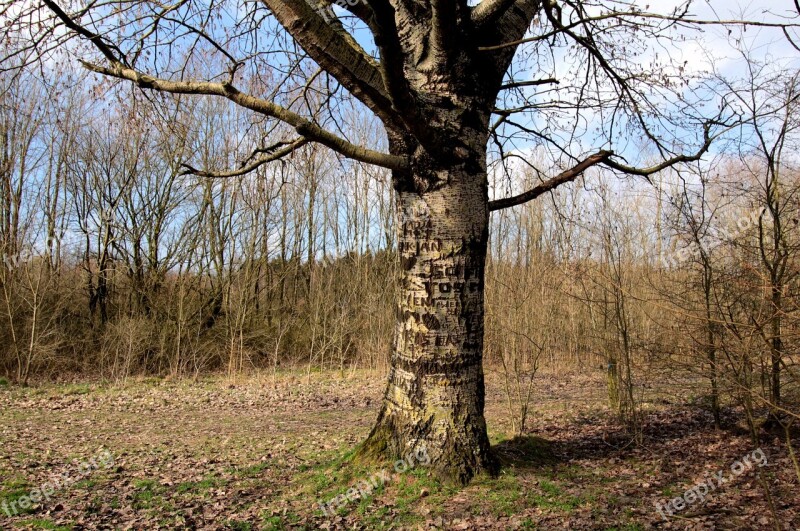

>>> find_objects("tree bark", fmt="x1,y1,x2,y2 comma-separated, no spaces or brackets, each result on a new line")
358,149,497,484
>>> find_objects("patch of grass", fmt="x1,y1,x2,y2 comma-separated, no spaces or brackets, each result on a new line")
529,479,582,513
226,520,252,531
486,473,523,516
261,512,301,530
0,377,9,387
233,462,269,478
1,479,35,516
261,516,283,531
74,479,97,489
132,478,166,510
292,446,372,505
176,476,221,494
14,519,71,530
62,384,92,396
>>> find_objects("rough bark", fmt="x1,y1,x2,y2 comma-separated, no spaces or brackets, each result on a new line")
357,124,498,483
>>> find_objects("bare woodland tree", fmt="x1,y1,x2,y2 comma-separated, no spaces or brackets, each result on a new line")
4,0,799,482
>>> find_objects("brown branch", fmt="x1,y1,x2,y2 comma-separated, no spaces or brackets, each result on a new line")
40,0,126,65
80,61,408,170
367,0,426,140
603,121,718,177
481,10,800,52
39,0,408,170
499,78,559,90
181,138,310,178
488,150,612,211
472,0,519,29
259,0,399,126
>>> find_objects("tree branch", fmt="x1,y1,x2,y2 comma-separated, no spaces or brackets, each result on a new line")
472,0,519,29
259,0,400,126
476,0,542,84
491,117,730,211
80,61,408,170
180,138,310,178
602,121,718,177
499,78,559,90
367,0,426,138
488,150,612,211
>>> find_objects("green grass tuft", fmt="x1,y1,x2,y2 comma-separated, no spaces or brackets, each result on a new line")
15,519,72,530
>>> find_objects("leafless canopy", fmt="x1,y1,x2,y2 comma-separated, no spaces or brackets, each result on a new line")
3,0,799,205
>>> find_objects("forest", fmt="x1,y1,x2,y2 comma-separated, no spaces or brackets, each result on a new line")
1,0,799,528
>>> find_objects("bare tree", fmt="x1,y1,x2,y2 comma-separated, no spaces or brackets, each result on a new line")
8,0,797,481
715,50,800,426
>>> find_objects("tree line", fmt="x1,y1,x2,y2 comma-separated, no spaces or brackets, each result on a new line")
2,59,798,441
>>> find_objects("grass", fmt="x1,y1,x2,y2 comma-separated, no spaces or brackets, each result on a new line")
14,519,72,530
226,520,253,531
175,476,221,494
529,479,582,512
1,479,35,517
131,478,168,510
61,384,92,396
1,370,793,529
231,461,270,478
73,479,98,490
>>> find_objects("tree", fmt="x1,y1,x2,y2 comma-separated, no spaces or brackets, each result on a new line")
717,54,800,426
7,0,797,483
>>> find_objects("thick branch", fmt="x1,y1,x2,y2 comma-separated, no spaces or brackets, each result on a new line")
368,0,425,137
472,0,518,29
491,0,542,44
476,0,542,83
80,61,408,170
603,122,718,177
430,0,458,67
488,150,612,211
40,0,126,65
491,117,727,211
260,0,399,125
499,78,559,90
40,0,407,170
481,9,800,52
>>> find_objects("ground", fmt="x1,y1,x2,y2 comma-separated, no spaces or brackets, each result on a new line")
0,368,798,530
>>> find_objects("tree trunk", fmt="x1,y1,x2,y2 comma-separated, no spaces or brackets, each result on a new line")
358,157,497,484
769,286,782,418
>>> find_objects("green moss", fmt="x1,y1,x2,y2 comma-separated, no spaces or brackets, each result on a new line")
352,426,390,465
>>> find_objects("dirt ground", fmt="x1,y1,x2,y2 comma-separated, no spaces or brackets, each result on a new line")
0,368,798,530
